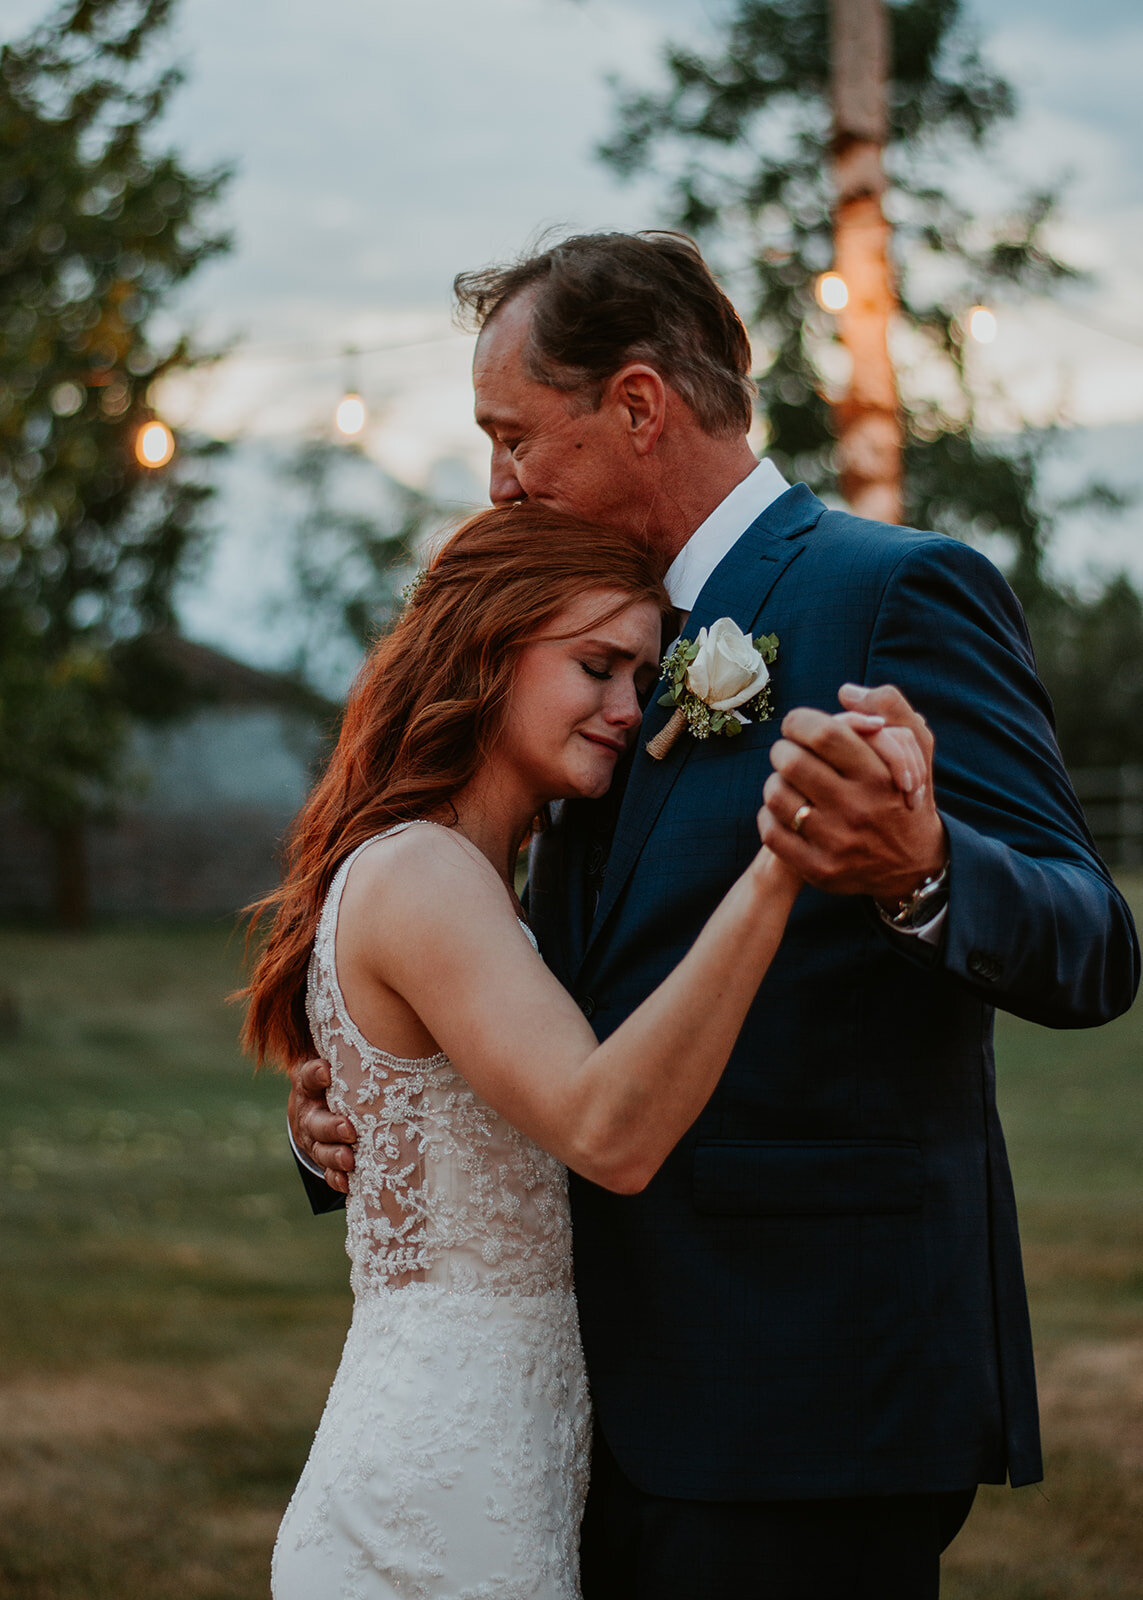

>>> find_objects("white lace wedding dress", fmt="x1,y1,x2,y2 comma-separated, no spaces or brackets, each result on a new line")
272,825,591,1600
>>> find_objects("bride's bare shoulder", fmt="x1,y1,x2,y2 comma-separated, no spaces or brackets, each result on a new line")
341,822,512,942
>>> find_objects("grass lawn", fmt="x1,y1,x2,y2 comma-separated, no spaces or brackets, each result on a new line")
0,884,1141,1599
942,874,1143,1600
0,923,350,1600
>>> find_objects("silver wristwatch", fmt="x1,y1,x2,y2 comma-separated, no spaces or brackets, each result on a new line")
880,861,950,931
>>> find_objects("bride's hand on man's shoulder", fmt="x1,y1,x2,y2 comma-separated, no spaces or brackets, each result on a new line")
289,1056,357,1193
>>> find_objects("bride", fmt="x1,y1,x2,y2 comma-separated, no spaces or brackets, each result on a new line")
242,503,913,1599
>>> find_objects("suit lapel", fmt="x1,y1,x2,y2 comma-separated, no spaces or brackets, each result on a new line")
577,484,825,976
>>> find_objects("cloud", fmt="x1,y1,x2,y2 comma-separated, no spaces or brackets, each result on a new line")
141,0,696,475
16,0,1139,469
160,0,678,326
986,16,1143,210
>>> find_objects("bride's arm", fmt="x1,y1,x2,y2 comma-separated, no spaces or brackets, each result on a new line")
338,823,800,1196
288,709,924,1198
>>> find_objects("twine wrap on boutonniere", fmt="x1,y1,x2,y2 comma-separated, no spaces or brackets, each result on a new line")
647,617,779,760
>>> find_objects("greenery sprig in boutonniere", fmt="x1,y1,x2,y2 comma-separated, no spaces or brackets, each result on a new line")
647,617,779,760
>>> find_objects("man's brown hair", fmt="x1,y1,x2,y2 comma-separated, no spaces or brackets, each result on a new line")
454,231,755,437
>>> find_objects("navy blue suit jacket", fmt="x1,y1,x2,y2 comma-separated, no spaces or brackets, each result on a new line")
524,485,1139,1502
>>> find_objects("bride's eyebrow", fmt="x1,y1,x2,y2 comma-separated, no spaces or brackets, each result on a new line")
575,636,637,658
574,634,662,668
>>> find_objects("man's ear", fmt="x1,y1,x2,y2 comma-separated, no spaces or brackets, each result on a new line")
606,364,667,456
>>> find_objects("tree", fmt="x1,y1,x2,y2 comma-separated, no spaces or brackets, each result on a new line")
0,0,230,923
280,439,428,699
828,0,900,523
600,0,1141,767
1031,574,1143,770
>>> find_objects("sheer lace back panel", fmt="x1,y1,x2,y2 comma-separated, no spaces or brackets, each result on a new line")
306,823,574,1300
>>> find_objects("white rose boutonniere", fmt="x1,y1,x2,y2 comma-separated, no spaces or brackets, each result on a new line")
646,617,779,760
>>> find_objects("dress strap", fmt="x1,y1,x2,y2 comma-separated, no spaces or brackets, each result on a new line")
311,821,450,1072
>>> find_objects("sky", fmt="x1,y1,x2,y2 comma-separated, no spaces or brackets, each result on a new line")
8,0,1143,658
9,0,1139,482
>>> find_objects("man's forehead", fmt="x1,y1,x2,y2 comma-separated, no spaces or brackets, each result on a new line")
480,287,536,341
473,309,549,424
473,291,537,374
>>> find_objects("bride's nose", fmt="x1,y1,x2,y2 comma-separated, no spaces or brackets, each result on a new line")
604,679,642,729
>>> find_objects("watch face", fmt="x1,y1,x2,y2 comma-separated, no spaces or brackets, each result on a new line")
908,885,949,925
883,865,949,930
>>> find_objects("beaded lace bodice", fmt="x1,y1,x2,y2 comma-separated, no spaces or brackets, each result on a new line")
305,824,575,1301
277,823,589,1597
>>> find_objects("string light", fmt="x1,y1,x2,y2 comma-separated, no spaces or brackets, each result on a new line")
333,343,368,438
967,305,998,345
335,392,367,436
815,272,849,313
123,299,1143,450
135,418,174,468
243,330,466,363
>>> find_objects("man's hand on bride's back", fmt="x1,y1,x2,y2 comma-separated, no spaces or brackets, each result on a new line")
289,1058,357,1194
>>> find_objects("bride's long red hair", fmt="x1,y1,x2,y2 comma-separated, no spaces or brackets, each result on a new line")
241,503,670,1068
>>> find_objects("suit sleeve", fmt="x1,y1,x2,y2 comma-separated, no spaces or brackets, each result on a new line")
866,535,1139,1028
294,1148,347,1215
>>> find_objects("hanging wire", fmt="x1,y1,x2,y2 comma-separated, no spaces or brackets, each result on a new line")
225,330,470,365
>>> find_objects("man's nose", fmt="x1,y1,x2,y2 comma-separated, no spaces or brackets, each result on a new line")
489,449,524,506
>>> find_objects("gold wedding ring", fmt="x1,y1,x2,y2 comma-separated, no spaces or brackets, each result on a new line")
791,802,813,836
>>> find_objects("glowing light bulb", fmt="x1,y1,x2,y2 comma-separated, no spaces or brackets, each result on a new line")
335,393,367,436
135,419,174,468
50,381,85,417
967,305,997,345
815,273,849,313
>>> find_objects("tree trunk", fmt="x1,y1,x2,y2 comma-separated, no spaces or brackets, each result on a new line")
52,817,90,930
830,0,902,524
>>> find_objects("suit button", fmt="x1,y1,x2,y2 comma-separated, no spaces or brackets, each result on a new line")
968,949,1002,982
580,996,595,1019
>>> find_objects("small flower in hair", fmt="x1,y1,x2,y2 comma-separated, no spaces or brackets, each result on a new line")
399,570,427,607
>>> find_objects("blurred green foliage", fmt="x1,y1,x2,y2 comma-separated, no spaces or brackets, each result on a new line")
0,0,230,920
281,438,428,696
601,0,1143,765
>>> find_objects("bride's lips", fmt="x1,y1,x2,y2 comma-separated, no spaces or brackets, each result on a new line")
580,731,627,756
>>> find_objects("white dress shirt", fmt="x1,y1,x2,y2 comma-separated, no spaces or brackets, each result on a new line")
663,458,790,613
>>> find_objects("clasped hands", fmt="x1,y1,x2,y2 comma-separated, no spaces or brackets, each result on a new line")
757,681,947,902
292,681,947,1193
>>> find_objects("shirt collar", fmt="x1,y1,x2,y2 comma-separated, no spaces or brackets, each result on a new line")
663,458,790,611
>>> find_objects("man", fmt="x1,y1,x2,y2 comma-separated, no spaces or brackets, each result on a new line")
290,232,1138,1597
